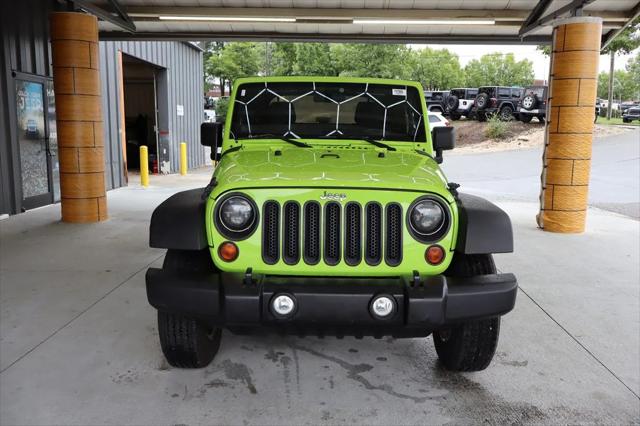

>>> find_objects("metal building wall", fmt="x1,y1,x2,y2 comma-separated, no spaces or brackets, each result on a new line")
99,41,205,190
0,0,56,215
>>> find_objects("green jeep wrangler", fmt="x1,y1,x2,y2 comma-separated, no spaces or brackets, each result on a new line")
146,77,517,372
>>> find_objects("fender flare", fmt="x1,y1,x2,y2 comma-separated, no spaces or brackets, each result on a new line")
455,193,513,254
149,188,208,250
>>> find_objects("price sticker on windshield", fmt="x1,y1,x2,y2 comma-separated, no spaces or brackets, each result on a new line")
392,88,406,96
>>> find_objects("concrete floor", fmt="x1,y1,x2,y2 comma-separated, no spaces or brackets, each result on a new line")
1,158,639,424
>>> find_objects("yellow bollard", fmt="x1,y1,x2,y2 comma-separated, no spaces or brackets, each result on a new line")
180,142,187,176
140,145,149,187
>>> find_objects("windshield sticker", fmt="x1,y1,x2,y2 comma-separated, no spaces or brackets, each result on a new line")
232,82,423,141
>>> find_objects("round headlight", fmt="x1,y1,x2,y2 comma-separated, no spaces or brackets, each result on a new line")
410,199,445,236
219,196,255,232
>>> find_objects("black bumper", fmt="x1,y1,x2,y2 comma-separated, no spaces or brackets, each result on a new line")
146,269,517,337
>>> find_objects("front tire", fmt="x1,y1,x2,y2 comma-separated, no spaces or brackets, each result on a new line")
157,249,222,368
158,311,222,368
433,254,501,371
520,114,533,123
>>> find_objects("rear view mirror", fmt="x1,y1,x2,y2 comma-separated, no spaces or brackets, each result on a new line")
431,126,455,164
201,122,223,161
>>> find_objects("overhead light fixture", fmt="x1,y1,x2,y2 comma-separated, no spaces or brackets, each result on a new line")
352,19,495,25
158,16,296,23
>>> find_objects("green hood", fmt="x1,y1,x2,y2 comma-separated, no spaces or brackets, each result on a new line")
212,145,451,196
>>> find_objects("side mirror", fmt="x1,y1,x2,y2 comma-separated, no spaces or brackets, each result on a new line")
431,126,455,164
201,122,223,161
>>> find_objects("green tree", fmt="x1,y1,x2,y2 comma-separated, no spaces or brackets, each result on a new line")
202,41,225,93
332,44,411,79
206,42,262,93
270,43,297,76
626,52,640,101
536,45,552,57
464,53,534,87
602,19,640,117
597,70,636,101
408,47,464,90
294,43,337,76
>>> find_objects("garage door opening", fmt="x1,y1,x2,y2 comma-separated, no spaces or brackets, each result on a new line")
121,54,161,174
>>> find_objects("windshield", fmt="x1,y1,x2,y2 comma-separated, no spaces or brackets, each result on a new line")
229,82,426,142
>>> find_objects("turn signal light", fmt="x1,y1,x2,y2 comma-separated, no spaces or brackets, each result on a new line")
218,241,239,262
425,245,445,265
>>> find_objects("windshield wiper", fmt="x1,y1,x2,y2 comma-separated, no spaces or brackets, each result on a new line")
314,135,396,151
246,134,311,148
359,137,396,151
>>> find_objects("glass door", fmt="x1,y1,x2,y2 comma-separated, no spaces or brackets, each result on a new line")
15,78,54,210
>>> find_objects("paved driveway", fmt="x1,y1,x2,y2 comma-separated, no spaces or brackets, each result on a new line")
443,128,640,218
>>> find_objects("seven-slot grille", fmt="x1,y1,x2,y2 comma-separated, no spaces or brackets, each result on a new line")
262,200,402,266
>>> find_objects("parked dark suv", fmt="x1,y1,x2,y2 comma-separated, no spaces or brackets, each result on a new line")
518,86,548,123
425,91,449,113
473,86,523,121
622,106,640,123
446,88,479,120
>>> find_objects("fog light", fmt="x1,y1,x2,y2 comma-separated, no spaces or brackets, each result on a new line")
271,294,296,317
425,245,445,265
370,295,396,319
218,241,239,262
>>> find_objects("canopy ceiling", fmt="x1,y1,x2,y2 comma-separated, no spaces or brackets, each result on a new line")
74,0,640,47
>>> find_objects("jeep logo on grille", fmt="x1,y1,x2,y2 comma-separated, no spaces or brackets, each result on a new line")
320,191,347,202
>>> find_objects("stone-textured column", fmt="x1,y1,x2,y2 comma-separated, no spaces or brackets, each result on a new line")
50,12,107,222
537,17,602,233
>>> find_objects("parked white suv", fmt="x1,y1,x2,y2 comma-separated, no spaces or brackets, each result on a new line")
446,88,478,120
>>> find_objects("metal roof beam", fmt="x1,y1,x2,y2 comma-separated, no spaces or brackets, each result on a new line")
519,0,554,37
601,1,640,51
519,0,597,38
98,31,552,45
72,0,136,32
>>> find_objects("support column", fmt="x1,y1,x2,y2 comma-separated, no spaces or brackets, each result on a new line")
537,17,602,233
50,12,107,223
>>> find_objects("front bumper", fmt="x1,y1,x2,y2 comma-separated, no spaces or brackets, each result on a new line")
146,269,517,337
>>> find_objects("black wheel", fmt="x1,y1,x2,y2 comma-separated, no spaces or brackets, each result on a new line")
623,118,630,123
446,95,459,112
475,93,489,110
477,112,487,122
158,249,221,368
522,94,538,111
449,112,461,121
158,311,222,368
499,105,514,121
433,254,501,372
520,114,533,123
537,115,545,123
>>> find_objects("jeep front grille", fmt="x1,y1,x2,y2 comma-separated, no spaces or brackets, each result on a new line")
324,202,341,265
261,200,402,266
262,201,280,265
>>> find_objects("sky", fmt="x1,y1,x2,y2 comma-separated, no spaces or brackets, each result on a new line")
414,44,639,81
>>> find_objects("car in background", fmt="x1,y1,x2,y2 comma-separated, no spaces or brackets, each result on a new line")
472,86,523,122
622,106,640,123
518,86,547,123
428,111,451,129
619,102,638,115
425,90,448,113
204,109,216,123
445,88,478,120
